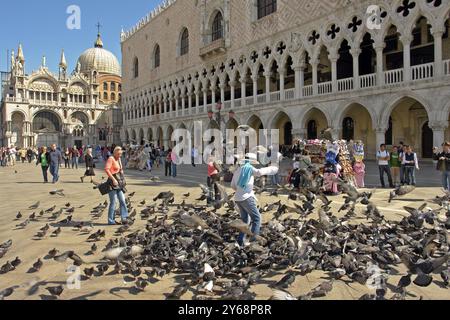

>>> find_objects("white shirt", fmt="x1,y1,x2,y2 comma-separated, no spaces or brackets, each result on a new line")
377,150,389,166
231,166,279,202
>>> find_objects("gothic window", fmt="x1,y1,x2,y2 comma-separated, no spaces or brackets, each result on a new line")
110,82,116,91
257,0,277,19
211,12,224,42
342,117,354,141
180,29,189,56
103,82,108,91
111,93,116,101
133,57,139,78
103,92,108,100
154,45,161,68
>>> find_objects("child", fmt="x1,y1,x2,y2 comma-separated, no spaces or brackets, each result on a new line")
323,142,341,195
353,155,366,188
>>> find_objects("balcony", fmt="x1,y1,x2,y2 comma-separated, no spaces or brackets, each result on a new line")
130,60,450,123
199,39,226,58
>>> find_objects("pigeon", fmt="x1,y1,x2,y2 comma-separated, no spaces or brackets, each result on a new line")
227,220,253,236
15,212,22,220
440,269,449,287
0,261,14,274
51,227,62,237
413,274,433,287
0,286,18,300
11,257,21,268
0,240,12,249
31,259,43,272
389,185,416,203
45,206,56,213
16,219,30,229
46,285,64,297
167,284,189,300
84,267,95,278
29,202,40,210
396,274,412,292
270,290,298,301
47,248,59,259
274,272,296,289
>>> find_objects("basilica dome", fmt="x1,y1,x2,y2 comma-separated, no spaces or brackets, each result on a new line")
77,34,121,76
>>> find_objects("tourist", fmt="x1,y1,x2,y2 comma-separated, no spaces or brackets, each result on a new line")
389,146,402,186
144,144,153,172
105,147,129,225
164,148,172,177
171,149,178,178
19,148,27,163
398,142,406,185
402,145,419,186
353,156,366,188
377,144,394,188
70,146,80,169
268,147,283,186
49,144,63,184
231,153,278,247
191,147,198,167
36,146,51,183
207,154,221,206
26,148,33,163
9,146,17,166
80,148,95,183
433,142,450,191
63,148,70,169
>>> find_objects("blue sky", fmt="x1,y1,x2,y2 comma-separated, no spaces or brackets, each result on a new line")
0,0,161,73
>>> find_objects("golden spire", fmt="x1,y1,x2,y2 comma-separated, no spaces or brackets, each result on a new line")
95,22,104,48
59,49,67,68
17,43,25,63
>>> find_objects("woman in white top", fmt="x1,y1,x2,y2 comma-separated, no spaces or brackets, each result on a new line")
231,153,278,246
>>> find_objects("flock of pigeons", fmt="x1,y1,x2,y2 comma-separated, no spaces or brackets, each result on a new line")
0,174,449,300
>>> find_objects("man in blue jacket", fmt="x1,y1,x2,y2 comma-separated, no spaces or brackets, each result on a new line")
49,144,63,184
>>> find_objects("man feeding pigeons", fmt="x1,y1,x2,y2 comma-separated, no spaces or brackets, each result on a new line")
231,152,279,247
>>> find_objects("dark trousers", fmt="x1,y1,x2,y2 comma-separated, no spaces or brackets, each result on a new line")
165,161,172,177
379,165,393,188
400,165,406,184
207,176,221,204
41,165,49,183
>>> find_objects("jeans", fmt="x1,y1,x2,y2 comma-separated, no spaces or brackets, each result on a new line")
442,171,450,191
400,165,405,184
108,189,129,225
49,163,59,183
378,165,393,188
41,166,49,183
404,166,416,186
271,173,280,186
71,157,79,169
236,197,261,246
165,161,172,176
64,158,70,168
172,163,177,177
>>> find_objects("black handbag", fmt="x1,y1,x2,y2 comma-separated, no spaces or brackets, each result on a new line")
98,181,111,195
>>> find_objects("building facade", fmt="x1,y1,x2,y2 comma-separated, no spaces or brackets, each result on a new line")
0,33,122,149
121,0,450,158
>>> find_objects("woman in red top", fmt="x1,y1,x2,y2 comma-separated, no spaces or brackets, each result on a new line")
105,147,129,225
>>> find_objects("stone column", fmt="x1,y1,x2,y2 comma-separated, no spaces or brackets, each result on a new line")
203,89,208,108
211,82,216,107
430,121,448,149
433,30,444,77
401,35,412,82
294,66,301,99
375,44,385,86
241,80,247,107
312,58,319,95
252,75,258,105
350,48,361,90
230,81,236,108
264,71,271,102
219,83,225,104
279,68,286,101
329,52,339,92
375,127,387,150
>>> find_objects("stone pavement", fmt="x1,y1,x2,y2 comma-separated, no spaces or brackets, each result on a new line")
0,162,448,300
